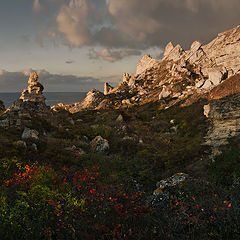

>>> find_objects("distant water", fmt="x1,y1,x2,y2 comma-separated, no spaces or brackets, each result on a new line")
0,92,87,108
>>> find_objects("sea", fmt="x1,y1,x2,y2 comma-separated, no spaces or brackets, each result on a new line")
0,92,87,108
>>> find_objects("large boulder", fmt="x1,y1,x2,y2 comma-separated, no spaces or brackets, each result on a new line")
22,127,39,140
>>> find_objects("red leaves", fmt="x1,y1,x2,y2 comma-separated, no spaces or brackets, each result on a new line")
4,165,39,186
89,188,96,194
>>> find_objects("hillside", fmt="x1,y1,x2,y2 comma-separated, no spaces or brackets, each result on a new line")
0,26,240,239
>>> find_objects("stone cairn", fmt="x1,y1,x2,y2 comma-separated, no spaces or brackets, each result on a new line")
20,72,45,103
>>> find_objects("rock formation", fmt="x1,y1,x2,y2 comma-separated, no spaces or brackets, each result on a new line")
63,25,240,139
69,89,106,113
204,92,240,147
0,72,50,127
104,82,113,95
136,54,159,75
20,72,45,103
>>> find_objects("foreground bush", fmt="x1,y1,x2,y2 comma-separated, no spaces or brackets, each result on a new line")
0,164,149,239
1,161,240,239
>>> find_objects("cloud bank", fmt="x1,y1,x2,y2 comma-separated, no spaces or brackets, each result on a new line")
34,0,240,61
0,69,112,92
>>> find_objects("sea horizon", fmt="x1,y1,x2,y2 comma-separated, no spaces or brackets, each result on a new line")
0,92,87,108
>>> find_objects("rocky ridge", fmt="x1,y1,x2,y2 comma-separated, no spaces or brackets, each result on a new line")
62,25,240,114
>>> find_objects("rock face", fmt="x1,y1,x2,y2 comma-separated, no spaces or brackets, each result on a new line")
0,72,51,127
204,92,240,147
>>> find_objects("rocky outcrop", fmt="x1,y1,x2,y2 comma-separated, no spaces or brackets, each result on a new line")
163,42,174,58
69,89,105,113
122,73,131,83
0,72,51,127
65,25,240,114
136,54,159,75
104,83,113,95
204,92,240,147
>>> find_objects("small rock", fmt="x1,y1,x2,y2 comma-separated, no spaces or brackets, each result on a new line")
159,86,171,99
31,143,38,152
116,114,124,123
203,104,210,118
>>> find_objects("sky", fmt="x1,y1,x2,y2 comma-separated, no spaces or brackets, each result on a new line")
0,0,239,92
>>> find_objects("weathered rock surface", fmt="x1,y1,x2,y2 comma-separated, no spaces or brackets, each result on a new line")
22,127,39,140
136,54,159,75
90,136,109,153
204,92,240,147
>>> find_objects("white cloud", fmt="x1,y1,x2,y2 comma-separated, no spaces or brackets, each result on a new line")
56,0,92,46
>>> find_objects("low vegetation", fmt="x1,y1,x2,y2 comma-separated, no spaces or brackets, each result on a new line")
0,100,239,239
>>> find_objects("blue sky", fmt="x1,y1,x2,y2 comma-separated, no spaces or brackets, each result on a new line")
0,0,239,92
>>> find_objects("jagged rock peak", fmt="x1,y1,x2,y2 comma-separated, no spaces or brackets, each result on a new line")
163,42,174,58
122,73,131,82
190,41,202,52
104,82,113,95
163,44,185,62
20,72,45,103
136,54,159,75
